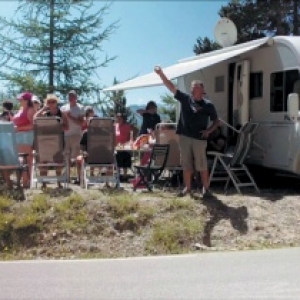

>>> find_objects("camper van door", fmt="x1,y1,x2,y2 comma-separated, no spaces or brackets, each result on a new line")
232,60,250,127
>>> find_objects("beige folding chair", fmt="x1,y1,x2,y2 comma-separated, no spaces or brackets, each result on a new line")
208,122,260,194
155,123,183,189
31,117,69,188
81,117,120,189
0,122,29,189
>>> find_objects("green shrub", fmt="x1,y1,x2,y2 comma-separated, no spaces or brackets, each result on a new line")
13,212,41,231
115,214,139,232
146,214,203,254
55,193,85,213
164,198,195,211
137,205,155,225
30,194,49,213
0,212,15,249
107,195,139,218
55,194,88,231
0,196,13,211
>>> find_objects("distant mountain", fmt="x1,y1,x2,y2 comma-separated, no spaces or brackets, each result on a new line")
128,104,144,112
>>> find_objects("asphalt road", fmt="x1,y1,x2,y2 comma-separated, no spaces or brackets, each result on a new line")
0,247,299,300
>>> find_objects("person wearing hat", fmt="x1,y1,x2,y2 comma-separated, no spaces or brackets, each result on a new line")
34,94,68,130
60,90,85,181
154,66,220,199
6,92,35,188
32,95,41,112
34,94,69,188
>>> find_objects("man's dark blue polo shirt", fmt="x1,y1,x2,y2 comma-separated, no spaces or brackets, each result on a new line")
174,89,218,140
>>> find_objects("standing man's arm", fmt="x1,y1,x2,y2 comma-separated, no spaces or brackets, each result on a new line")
154,66,177,95
201,105,221,139
202,119,221,139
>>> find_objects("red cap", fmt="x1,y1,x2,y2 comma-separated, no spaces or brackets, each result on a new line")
17,92,33,101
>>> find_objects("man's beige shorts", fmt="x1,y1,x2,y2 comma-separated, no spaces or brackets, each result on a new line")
178,135,208,171
64,134,81,160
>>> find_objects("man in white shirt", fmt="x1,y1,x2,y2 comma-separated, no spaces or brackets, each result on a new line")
61,90,84,172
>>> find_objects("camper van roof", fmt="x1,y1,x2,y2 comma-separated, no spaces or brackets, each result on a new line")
178,37,272,63
103,36,298,92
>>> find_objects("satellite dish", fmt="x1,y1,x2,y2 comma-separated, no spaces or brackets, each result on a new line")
214,17,237,48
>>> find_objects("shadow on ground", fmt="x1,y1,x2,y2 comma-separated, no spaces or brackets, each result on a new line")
195,195,249,247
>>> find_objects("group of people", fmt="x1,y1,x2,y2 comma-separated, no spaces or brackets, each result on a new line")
0,89,162,188
1,65,225,197
0,91,78,188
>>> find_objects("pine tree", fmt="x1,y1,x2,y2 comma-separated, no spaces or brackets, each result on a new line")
193,0,300,55
0,0,117,101
193,37,221,55
219,0,300,42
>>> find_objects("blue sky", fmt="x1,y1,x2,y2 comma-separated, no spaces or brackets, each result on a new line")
0,0,228,105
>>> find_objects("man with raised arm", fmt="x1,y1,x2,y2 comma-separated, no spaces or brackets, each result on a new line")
154,66,220,198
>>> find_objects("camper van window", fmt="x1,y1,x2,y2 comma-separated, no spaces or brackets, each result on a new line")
284,70,300,110
215,76,224,92
270,70,300,112
250,72,263,99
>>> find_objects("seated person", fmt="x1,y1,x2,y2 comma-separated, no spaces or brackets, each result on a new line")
115,113,132,179
206,126,226,153
34,94,69,189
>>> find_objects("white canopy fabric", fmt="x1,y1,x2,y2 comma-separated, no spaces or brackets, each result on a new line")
103,37,271,92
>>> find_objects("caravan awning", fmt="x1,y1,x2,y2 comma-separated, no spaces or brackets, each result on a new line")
103,37,271,92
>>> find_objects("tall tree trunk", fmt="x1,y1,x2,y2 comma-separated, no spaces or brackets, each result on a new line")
49,0,54,92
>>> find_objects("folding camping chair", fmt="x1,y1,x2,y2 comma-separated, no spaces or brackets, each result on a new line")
208,122,260,194
31,117,69,188
80,117,120,189
133,144,170,191
0,121,29,189
155,123,182,190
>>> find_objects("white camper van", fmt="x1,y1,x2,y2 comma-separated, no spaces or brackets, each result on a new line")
104,36,300,176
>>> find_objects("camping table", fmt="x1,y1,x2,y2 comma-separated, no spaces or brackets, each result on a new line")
115,146,152,175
